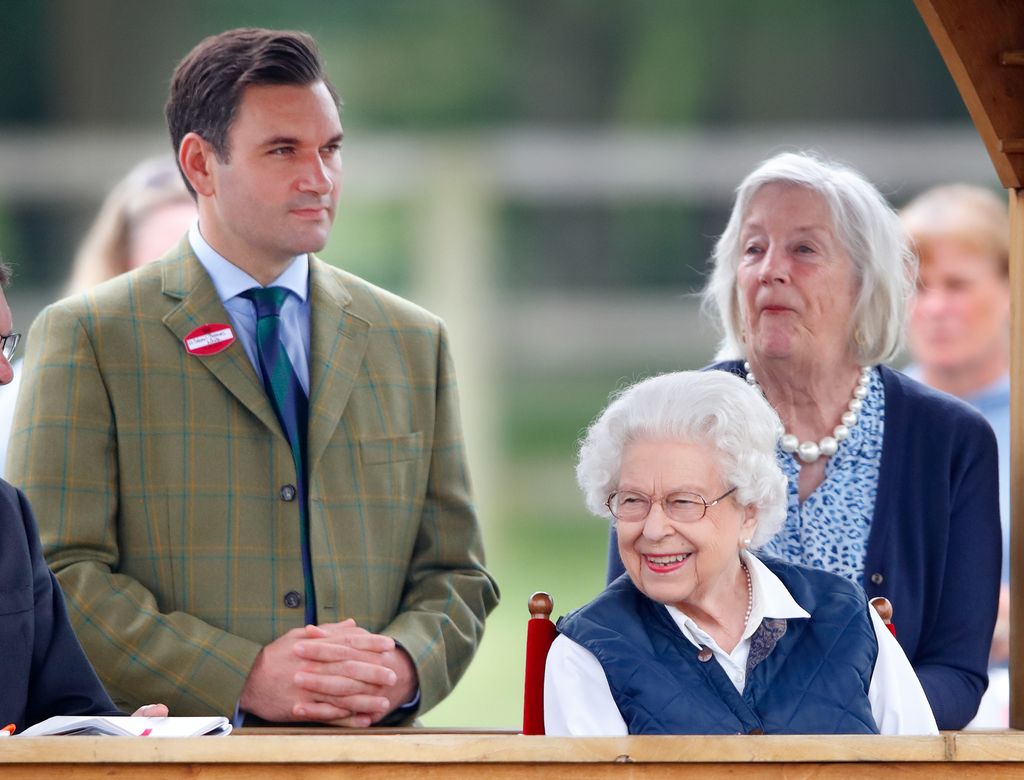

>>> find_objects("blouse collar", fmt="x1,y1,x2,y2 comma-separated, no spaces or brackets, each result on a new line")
664,550,809,646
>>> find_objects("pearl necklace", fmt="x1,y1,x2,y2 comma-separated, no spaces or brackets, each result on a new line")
694,563,754,662
742,563,753,627
744,362,871,464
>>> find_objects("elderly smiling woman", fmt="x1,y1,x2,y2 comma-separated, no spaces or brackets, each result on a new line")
548,371,937,735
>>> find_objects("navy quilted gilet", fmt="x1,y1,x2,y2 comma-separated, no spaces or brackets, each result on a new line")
557,556,879,734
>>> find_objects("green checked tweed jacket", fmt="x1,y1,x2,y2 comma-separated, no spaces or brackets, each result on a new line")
7,241,499,717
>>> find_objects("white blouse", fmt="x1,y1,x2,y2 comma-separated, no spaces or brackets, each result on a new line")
544,552,938,736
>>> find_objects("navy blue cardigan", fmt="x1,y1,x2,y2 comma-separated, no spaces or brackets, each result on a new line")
606,364,1001,730
0,481,117,731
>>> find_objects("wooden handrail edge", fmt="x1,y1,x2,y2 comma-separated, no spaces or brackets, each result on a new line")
3,732,1024,764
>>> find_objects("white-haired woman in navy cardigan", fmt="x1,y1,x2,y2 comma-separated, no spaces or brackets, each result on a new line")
607,152,1001,730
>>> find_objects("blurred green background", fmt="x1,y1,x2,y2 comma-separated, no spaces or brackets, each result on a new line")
0,0,1000,727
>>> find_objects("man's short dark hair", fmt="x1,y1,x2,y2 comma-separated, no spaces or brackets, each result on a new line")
165,28,339,195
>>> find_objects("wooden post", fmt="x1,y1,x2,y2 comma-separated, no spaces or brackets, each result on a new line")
1010,189,1024,729
410,147,500,529
913,0,1024,730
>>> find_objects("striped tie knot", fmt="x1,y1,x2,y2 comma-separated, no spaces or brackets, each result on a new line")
241,286,290,319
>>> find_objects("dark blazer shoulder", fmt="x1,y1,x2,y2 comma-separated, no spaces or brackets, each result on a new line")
0,479,34,583
0,476,27,517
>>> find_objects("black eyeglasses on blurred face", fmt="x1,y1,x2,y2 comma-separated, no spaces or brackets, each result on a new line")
1,332,20,362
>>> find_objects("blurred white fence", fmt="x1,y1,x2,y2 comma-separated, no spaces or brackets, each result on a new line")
0,123,999,518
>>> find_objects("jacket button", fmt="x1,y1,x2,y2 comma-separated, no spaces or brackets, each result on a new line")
280,484,297,502
283,591,302,608
748,727,764,735
870,572,884,585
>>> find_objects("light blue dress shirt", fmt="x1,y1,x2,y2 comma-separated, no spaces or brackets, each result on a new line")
188,221,311,396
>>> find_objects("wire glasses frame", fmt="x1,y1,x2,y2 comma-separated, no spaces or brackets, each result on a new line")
0,332,20,362
606,486,738,523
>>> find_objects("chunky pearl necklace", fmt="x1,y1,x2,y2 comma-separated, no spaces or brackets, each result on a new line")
742,563,753,627
744,362,871,464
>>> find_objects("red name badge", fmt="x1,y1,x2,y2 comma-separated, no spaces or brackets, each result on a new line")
183,324,236,356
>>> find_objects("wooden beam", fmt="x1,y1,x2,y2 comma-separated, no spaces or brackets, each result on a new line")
1011,188,1024,730
914,0,1024,187
916,0,1024,731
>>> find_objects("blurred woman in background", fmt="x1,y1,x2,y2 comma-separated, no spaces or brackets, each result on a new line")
902,184,1011,727
0,156,195,473
65,156,196,295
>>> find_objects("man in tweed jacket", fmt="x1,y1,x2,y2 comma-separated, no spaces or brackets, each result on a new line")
7,28,498,725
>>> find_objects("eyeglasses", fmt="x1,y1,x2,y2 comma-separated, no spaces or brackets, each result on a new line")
606,487,737,523
0,332,20,362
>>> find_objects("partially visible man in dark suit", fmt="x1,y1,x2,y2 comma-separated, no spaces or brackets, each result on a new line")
0,261,166,731
10,28,497,726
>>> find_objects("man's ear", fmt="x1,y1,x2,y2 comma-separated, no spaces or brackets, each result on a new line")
178,132,217,197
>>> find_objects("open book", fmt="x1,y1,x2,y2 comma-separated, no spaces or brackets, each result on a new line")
19,716,231,737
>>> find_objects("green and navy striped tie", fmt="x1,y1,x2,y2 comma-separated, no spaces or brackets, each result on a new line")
241,286,316,624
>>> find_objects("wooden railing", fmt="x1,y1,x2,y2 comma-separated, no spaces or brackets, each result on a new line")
3,731,1024,778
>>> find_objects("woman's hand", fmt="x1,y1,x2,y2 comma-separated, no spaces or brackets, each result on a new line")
131,704,169,717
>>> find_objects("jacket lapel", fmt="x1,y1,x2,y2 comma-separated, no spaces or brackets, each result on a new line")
160,242,283,438
306,258,369,474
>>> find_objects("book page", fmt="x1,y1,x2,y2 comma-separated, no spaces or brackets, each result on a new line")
19,716,231,737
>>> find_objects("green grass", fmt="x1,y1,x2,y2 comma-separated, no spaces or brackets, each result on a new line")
424,366,688,727
421,509,609,728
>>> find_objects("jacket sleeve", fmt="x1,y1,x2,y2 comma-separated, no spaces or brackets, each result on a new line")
378,322,499,719
18,485,121,728
910,413,1001,729
7,303,261,716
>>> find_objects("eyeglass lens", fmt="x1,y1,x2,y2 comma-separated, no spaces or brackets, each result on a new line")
1,333,20,361
610,491,708,522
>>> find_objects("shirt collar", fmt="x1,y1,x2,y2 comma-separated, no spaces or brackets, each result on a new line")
742,550,810,631
664,550,809,645
188,220,309,304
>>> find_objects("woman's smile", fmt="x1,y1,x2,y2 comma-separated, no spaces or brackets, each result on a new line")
643,552,691,573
